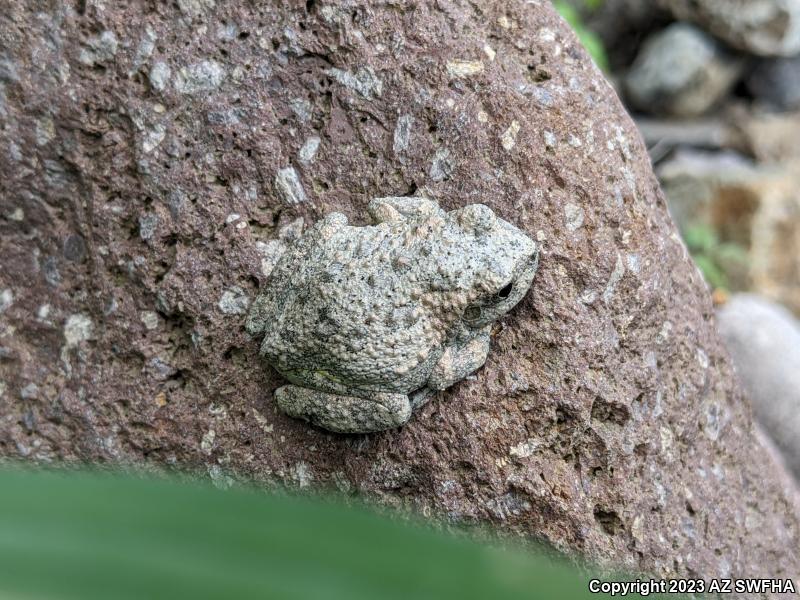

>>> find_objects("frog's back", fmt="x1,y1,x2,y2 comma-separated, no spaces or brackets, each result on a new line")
256,220,446,393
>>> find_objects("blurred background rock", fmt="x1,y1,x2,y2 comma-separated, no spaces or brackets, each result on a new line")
557,0,800,480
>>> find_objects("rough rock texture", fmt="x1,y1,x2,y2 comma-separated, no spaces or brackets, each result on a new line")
718,294,800,480
624,23,742,117
660,0,800,57
658,150,800,313
1,0,799,588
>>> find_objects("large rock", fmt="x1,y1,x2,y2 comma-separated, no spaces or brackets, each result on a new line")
660,0,800,57
624,23,743,117
739,109,800,162
717,295,800,479
579,0,670,71
1,0,798,586
658,150,800,312
747,57,800,111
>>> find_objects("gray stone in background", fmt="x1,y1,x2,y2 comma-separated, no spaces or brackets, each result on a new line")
625,23,743,117
747,56,800,111
718,295,800,479
580,0,670,71
660,0,800,57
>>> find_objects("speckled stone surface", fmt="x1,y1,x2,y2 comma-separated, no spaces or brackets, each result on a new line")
0,0,798,588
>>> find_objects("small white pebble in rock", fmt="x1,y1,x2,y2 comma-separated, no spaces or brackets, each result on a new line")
0,289,13,314
175,60,225,94
20,383,38,400
225,213,241,224
298,136,320,164
201,429,216,454
36,117,55,147
256,240,286,277
602,254,626,304
697,348,710,369
131,26,157,73
79,30,119,66
149,61,171,92
477,110,489,123
325,66,383,98
536,230,547,242
498,15,511,29
139,212,159,240
564,203,584,232
538,28,556,43
141,124,165,154
289,98,312,122
291,462,314,488
140,311,161,330
626,253,641,274
544,130,557,148
393,115,413,156
274,166,307,205
64,314,93,346
8,208,24,221
429,148,454,182
483,44,496,61
509,439,540,458
0,381,5,398
37,304,51,321
446,60,484,78
218,286,250,315
500,120,520,151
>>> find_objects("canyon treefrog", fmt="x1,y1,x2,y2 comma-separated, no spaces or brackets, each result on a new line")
246,196,539,433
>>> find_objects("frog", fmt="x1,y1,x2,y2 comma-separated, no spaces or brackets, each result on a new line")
246,196,539,433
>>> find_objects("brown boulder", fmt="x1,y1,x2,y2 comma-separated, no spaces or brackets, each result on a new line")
0,0,798,588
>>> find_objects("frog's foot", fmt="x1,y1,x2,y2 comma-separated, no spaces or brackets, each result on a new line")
274,385,412,434
427,326,492,391
409,387,436,410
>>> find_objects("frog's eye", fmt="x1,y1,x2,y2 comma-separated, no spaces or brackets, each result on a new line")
496,282,513,300
463,305,482,323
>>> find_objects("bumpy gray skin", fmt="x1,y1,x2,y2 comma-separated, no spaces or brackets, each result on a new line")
246,197,539,433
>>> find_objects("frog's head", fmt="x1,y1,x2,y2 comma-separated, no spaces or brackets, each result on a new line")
448,204,539,329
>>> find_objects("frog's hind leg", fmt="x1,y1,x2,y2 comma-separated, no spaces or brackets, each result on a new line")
274,385,412,434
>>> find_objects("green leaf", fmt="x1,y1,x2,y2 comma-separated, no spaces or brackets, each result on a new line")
553,1,609,71
0,468,628,600
692,254,728,290
682,224,719,253
715,243,749,264
582,0,605,10
553,1,581,26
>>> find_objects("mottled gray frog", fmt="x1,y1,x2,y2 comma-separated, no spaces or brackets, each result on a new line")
246,196,539,433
